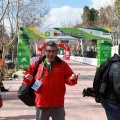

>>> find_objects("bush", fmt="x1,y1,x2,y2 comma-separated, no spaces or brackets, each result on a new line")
5,62,15,69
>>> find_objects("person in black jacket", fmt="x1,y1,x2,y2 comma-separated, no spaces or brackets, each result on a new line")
100,44,120,120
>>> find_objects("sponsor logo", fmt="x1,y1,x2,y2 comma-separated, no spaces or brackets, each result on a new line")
45,31,50,36
53,31,84,37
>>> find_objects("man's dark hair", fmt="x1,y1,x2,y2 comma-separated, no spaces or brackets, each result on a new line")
46,41,57,48
119,44,120,55
0,50,2,54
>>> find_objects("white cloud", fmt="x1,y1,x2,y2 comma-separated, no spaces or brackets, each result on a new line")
44,0,117,28
91,0,116,9
4,19,11,34
44,6,83,27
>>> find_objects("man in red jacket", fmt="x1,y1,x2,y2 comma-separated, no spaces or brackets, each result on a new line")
23,41,79,120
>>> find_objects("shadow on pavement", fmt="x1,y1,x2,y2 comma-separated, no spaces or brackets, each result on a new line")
0,115,35,120
2,92,18,100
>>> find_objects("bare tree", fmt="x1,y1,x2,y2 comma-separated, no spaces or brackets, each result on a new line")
60,20,78,28
5,0,49,35
0,0,50,62
0,0,11,23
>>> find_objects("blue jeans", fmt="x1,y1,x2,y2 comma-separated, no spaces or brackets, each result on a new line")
100,97,120,120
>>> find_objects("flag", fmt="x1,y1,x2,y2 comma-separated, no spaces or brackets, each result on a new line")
76,39,81,51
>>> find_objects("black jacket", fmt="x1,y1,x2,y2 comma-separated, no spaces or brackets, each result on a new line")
104,54,120,104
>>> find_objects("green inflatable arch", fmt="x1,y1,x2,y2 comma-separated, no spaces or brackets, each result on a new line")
18,27,112,69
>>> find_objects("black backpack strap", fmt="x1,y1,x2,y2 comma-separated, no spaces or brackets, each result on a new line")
32,58,41,76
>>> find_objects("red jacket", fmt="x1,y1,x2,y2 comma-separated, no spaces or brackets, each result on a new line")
23,56,77,108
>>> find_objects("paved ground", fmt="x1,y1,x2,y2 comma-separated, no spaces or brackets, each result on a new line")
0,59,107,120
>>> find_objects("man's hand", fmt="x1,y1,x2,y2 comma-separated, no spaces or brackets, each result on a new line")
70,73,80,81
23,72,33,81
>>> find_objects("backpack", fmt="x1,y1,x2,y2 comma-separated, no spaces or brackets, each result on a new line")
18,58,41,106
93,55,120,102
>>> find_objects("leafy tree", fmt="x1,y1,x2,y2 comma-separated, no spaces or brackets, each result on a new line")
90,8,99,27
81,6,99,28
81,6,91,27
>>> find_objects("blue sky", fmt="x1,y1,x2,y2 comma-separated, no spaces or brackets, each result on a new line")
48,0,93,8
43,0,116,28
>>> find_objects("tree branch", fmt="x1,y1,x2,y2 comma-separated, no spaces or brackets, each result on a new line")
0,0,11,23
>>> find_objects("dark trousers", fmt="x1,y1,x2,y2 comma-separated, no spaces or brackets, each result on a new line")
100,97,120,120
36,107,65,120
0,73,3,87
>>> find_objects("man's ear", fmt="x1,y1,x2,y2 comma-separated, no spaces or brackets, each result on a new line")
119,50,120,55
119,44,120,55
57,49,59,54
